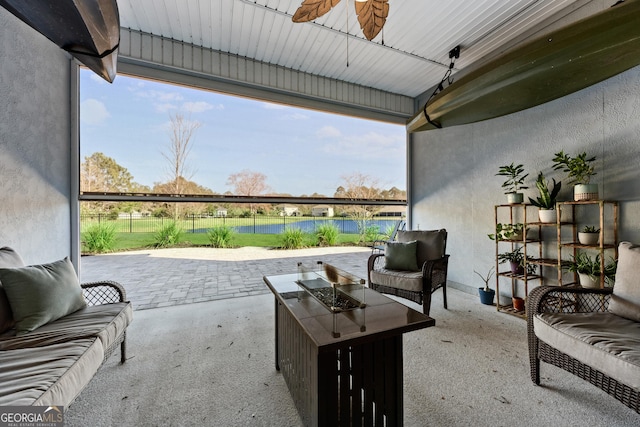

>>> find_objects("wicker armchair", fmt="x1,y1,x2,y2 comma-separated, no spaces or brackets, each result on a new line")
367,229,449,316
528,283,640,413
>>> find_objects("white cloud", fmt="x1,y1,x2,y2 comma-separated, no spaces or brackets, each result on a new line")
155,103,177,113
262,102,287,110
284,112,308,120
316,125,342,138
182,101,223,113
321,131,404,160
80,99,110,125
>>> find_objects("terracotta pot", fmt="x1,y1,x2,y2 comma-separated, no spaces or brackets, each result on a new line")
512,296,525,311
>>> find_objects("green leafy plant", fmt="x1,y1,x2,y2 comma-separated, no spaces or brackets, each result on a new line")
581,225,600,233
567,252,617,284
496,163,529,194
153,220,183,248
474,267,495,292
552,150,596,185
207,225,235,248
281,227,307,249
528,172,561,209
82,222,117,253
315,223,339,246
488,223,525,241
497,247,537,275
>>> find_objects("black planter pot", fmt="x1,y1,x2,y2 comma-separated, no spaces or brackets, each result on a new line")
478,288,495,305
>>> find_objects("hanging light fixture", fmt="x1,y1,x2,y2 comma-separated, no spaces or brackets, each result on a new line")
293,0,389,41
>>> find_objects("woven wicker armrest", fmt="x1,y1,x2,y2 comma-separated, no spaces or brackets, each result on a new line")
81,280,127,305
527,285,612,322
422,255,449,284
367,252,385,272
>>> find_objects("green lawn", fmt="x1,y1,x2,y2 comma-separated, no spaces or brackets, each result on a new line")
94,232,364,253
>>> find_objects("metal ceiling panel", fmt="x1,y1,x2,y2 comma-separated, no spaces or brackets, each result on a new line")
116,0,583,98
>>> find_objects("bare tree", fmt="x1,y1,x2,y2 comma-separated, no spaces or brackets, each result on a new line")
226,169,271,213
162,112,201,218
335,172,383,241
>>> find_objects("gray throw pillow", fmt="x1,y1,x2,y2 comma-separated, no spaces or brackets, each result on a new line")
397,229,446,266
385,240,419,271
608,241,640,322
0,247,26,333
0,257,87,335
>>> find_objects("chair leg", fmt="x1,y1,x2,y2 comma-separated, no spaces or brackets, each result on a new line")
423,292,433,316
120,336,127,364
442,283,448,309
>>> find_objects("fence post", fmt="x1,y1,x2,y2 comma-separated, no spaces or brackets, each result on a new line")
192,214,195,233
253,214,256,234
129,212,133,233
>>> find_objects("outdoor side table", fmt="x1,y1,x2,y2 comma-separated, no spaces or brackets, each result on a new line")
263,266,434,427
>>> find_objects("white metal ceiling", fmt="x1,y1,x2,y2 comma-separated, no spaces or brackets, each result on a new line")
116,0,581,98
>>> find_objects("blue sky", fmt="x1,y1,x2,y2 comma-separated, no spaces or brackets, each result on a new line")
80,69,406,196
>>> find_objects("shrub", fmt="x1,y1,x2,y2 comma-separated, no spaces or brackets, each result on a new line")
362,225,380,243
207,225,235,248
281,227,307,249
153,220,183,248
315,223,339,246
82,222,117,253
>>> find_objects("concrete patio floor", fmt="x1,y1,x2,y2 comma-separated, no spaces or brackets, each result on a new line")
79,246,372,310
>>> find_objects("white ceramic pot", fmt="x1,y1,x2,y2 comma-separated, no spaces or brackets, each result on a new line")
538,209,557,223
574,184,599,201
578,273,600,288
578,232,599,245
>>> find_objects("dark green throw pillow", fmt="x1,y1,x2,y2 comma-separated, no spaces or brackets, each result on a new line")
0,257,86,335
385,240,419,271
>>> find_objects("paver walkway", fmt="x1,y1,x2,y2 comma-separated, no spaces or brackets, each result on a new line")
80,246,372,310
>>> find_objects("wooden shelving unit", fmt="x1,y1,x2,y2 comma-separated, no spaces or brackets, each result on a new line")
556,200,619,288
493,204,541,319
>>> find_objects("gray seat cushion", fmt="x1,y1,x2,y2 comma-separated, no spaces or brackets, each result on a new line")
370,268,423,292
0,302,132,352
0,338,103,406
534,311,640,391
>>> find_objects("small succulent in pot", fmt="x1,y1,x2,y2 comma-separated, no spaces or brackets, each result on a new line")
578,225,600,245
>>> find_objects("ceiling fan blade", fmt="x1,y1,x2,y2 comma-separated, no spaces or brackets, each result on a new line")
354,0,389,41
293,0,341,23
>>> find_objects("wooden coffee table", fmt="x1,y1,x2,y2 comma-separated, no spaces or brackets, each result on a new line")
263,263,434,427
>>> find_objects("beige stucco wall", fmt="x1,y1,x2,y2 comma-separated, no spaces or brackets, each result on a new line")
0,8,74,264
408,64,640,299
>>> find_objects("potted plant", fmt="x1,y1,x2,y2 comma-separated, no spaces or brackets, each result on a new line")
567,252,617,288
497,247,537,275
528,171,562,223
475,267,495,305
497,163,529,204
552,150,598,201
488,223,525,241
578,225,600,245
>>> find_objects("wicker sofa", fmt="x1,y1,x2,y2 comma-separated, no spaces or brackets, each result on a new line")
0,247,132,408
527,241,640,413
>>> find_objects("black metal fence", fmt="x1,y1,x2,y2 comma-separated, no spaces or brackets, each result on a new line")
80,213,403,235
